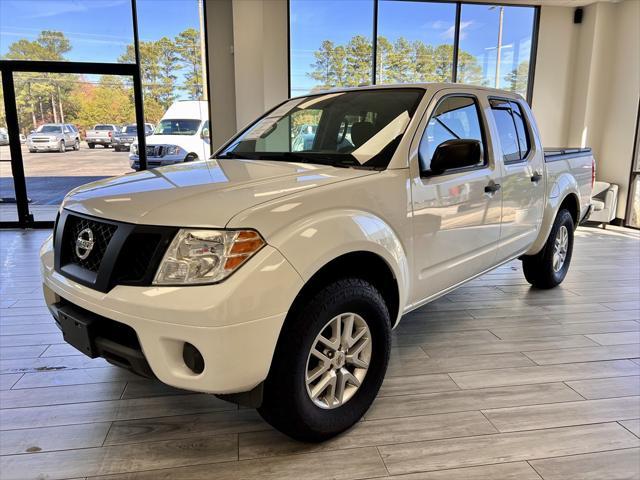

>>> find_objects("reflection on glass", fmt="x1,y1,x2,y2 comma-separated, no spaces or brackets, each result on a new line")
458,4,535,96
220,88,424,169
0,0,134,64
377,1,456,84
290,0,374,96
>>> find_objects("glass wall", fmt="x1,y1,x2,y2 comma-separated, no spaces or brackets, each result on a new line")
0,0,134,64
133,0,208,125
458,4,535,97
289,0,374,96
289,1,538,100
377,1,456,84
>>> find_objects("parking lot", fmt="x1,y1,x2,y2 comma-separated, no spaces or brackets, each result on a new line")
0,143,134,221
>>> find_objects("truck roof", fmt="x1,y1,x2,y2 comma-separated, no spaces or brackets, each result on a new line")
162,101,209,121
299,83,525,101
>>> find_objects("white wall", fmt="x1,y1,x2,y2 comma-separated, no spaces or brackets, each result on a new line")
231,0,288,130
533,0,640,218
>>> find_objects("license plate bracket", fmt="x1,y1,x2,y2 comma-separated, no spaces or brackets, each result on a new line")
57,307,99,358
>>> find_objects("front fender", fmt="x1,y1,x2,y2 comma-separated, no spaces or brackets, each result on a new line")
526,172,580,255
268,209,410,325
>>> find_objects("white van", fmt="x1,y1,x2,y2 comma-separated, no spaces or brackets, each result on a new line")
130,101,210,169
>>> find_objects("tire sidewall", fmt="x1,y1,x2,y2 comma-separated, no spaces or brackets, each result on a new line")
546,210,574,284
262,279,390,440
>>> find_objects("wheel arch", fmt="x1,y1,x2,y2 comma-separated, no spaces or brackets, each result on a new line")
526,187,580,256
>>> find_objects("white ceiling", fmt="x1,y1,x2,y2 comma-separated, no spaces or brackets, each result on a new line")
463,0,622,6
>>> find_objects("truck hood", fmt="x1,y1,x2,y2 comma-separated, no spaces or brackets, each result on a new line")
63,159,377,227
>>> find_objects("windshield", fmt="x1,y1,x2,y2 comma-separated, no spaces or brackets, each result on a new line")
123,125,137,134
95,125,113,130
37,125,62,133
155,119,201,135
219,88,424,169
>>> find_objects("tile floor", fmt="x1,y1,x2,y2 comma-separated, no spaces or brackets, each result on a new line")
0,226,638,479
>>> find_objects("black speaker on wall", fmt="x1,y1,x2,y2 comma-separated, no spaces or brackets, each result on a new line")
574,7,584,24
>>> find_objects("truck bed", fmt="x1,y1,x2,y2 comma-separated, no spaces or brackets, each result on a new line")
544,147,592,162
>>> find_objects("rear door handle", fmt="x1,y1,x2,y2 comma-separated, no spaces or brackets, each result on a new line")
484,183,501,193
531,173,542,183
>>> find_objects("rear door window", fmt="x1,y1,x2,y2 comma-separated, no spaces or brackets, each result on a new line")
489,98,531,163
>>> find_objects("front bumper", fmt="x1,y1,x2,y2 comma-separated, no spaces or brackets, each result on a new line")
28,141,59,151
40,235,303,394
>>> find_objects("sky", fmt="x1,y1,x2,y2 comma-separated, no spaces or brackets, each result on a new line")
0,0,201,66
290,0,535,94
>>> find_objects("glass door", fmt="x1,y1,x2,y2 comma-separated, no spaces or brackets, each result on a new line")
15,72,142,222
626,104,640,229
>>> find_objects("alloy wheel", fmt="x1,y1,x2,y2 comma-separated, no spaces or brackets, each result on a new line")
305,312,372,409
553,225,569,272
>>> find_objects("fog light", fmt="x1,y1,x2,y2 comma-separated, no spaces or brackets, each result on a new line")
183,343,204,374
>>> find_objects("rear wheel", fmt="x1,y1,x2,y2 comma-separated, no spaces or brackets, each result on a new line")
73,139,80,151
184,153,198,162
522,209,574,289
88,143,95,149
258,278,391,442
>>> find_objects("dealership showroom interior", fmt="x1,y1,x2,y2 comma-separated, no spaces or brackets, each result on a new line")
1,0,640,478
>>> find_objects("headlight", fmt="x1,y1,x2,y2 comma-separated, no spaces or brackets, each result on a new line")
154,229,265,285
131,144,138,155
164,145,181,156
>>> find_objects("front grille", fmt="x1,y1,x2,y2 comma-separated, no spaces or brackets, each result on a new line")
112,232,164,283
54,211,178,293
146,145,164,157
32,138,52,143
62,215,117,272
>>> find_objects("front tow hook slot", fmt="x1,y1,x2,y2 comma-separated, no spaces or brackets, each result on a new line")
183,343,205,374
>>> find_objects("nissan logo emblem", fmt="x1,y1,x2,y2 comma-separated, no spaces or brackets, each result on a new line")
75,228,95,260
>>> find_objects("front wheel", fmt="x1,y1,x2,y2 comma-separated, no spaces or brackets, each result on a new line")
258,278,391,442
58,141,65,153
88,143,95,149
522,209,574,289
184,153,198,162
73,140,80,151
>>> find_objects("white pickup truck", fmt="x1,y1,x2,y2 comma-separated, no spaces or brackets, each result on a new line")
85,124,119,149
41,84,594,442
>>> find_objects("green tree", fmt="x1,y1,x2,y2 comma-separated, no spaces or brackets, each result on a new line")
3,31,73,131
505,61,529,97
344,35,372,86
175,28,203,99
309,35,484,90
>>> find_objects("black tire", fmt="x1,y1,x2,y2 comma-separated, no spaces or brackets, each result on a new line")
73,140,80,151
88,143,95,149
58,141,65,153
184,153,198,162
114,146,121,152
29,149,36,153
522,209,574,289
258,278,391,442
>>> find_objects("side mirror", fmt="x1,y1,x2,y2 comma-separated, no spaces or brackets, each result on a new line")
428,139,482,175
201,127,210,139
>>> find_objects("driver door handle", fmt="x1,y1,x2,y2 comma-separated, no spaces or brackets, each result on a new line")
531,173,543,183
484,183,501,193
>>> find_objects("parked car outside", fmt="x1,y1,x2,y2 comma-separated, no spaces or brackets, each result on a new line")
27,123,80,152
113,123,154,152
86,124,119,149
0,128,8,146
129,101,210,169
41,84,595,442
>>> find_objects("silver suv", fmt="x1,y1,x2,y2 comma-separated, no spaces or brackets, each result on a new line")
27,124,80,153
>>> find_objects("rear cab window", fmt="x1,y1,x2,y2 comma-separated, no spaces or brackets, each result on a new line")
489,98,531,163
